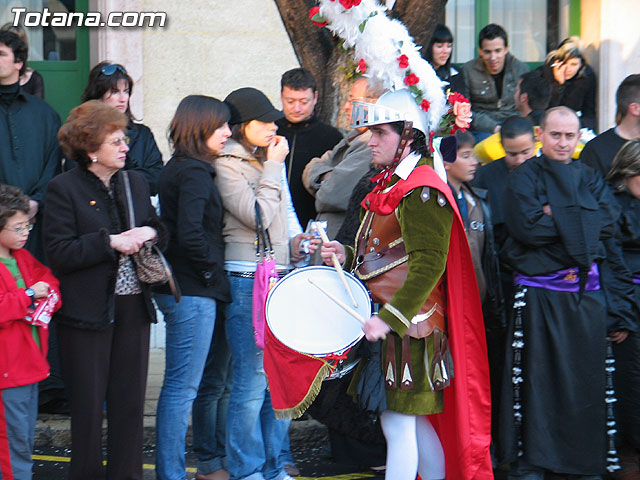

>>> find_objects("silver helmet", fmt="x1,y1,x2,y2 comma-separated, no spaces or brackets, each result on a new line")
350,88,429,135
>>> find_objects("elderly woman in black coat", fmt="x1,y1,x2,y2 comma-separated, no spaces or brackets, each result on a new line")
43,100,166,480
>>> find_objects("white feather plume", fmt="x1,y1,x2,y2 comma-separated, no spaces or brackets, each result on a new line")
318,0,447,131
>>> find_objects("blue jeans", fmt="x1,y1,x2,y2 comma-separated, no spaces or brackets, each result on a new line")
193,305,232,475
0,383,38,480
278,433,295,466
225,275,289,480
155,294,217,480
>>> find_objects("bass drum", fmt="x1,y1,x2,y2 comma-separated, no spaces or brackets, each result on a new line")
265,266,371,377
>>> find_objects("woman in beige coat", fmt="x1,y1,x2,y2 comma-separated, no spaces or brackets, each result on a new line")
214,87,312,480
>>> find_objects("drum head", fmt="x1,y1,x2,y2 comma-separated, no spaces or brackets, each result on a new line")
266,266,370,356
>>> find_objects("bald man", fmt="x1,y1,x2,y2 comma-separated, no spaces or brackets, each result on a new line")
498,107,636,478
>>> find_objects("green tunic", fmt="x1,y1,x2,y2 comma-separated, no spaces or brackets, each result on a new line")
348,158,454,415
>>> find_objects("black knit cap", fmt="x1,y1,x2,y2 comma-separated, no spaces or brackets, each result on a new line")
224,87,284,125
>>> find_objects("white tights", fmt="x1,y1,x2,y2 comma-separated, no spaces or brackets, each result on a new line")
380,410,445,480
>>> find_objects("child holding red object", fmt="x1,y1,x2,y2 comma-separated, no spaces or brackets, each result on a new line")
0,184,61,480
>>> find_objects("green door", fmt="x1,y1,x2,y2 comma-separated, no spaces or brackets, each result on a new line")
0,0,90,121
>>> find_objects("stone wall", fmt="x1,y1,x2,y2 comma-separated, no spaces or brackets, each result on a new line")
581,0,640,132
91,0,300,160
141,0,300,158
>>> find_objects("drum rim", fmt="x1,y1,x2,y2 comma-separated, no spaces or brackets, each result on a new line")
265,265,369,356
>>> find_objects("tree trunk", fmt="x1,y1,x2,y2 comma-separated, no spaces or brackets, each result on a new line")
274,0,447,127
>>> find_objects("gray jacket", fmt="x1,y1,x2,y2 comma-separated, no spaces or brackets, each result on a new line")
462,53,529,132
302,130,372,239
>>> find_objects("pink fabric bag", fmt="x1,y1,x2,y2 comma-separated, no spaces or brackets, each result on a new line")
252,202,278,349
252,257,278,349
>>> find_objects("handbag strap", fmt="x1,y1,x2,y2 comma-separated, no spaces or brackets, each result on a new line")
254,201,263,257
121,170,136,229
121,171,182,303
254,202,273,259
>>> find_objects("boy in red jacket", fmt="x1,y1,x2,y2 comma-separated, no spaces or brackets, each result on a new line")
0,185,61,480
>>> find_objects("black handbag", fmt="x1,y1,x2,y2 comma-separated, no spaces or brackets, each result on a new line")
121,171,181,302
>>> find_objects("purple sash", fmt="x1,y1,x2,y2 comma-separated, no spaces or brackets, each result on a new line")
514,263,600,292
633,275,640,285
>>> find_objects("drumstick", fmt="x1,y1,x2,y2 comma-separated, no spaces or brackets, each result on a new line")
313,222,359,308
307,278,365,325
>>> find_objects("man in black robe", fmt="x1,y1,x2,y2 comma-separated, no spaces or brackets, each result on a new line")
498,107,636,479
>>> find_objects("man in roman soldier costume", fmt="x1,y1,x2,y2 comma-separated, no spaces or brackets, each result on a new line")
320,86,493,479
263,2,492,477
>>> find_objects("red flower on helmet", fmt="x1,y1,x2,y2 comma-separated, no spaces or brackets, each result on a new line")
397,54,409,69
338,0,362,8
420,99,430,112
404,73,420,86
357,59,367,73
309,7,328,27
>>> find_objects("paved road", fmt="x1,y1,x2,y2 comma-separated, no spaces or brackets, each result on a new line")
33,445,514,479
32,444,384,480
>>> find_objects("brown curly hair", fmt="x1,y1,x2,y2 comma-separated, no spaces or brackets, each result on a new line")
58,100,128,168
0,184,30,230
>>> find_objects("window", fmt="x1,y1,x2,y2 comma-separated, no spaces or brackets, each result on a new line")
445,0,580,65
0,0,78,61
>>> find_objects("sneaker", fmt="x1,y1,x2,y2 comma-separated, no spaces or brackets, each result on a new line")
284,464,300,477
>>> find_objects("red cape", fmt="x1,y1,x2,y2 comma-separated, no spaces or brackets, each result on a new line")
364,165,494,480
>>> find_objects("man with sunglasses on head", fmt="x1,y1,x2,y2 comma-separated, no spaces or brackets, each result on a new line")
0,31,61,263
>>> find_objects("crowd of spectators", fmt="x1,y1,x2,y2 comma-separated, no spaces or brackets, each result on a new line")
0,19,639,480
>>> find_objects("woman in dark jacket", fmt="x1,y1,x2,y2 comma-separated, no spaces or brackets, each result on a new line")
538,37,597,131
423,24,468,98
154,95,232,480
79,61,163,194
43,100,166,480
607,139,640,478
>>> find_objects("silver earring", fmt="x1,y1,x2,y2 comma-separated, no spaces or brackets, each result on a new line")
92,157,98,163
